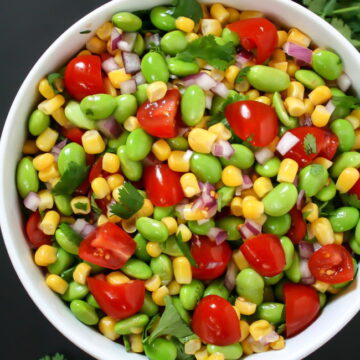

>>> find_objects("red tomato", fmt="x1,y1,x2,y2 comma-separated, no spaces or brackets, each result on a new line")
284,283,320,337
79,222,136,269
240,234,285,277
137,89,180,138
227,18,278,64
88,275,145,320
89,156,104,182
191,236,232,280
349,170,360,199
308,244,354,284
61,128,84,145
25,211,52,249
319,130,339,160
192,295,241,346
144,164,184,207
64,55,104,101
286,207,306,244
225,100,278,147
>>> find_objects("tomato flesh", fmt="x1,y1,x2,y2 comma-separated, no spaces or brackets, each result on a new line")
286,207,306,244
25,211,52,249
61,128,84,145
349,170,360,200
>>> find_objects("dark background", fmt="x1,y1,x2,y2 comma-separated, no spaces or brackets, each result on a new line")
0,1,359,359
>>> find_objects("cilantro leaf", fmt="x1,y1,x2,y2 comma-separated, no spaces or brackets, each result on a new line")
171,0,203,23
177,35,236,71
91,193,102,217
303,133,317,155
74,202,88,211
47,73,63,94
38,353,67,360
58,222,83,245
110,182,144,219
235,66,251,83
80,30,91,34
52,162,89,196
175,232,198,267
330,17,360,48
332,95,360,113
132,10,160,33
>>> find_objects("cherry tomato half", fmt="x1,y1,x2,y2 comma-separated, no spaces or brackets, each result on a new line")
225,100,278,147
286,207,306,244
87,275,145,320
79,222,136,269
349,170,360,200
191,236,232,280
25,211,52,249
308,244,354,284
227,18,278,64
319,130,339,161
137,89,180,138
240,234,285,277
284,283,320,338
64,55,104,101
61,128,84,145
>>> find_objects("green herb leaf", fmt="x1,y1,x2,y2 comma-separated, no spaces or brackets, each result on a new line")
303,133,317,155
80,30,91,34
47,73,63,94
235,66,251,83
110,182,144,219
171,0,203,23
58,223,83,245
148,42,165,56
74,202,88,211
91,193,102,217
332,95,360,113
52,162,89,196
38,353,67,360
132,10,161,33
175,232,198,267
330,17,360,49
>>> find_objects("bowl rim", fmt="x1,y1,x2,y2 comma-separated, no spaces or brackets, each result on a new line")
1,0,360,359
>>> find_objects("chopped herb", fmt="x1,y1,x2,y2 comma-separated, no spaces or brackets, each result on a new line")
332,95,360,114
74,202,88,211
132,10,160,33
47,73,63,94
38,353,67,360
235,66,251,83
303,133,317,155
91,194,102,217
148,42,165,55
171,0,203,23
58,223,83,245
302,210,312,219
80,30,91,34
175,232,198,267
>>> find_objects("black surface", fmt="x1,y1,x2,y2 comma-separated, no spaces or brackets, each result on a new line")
0,1,359,359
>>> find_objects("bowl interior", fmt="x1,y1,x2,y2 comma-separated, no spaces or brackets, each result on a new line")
1,0,360,359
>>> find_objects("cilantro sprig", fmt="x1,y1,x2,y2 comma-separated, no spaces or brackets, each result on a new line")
303,133,317,155
38,353,67,360
171,0,203,23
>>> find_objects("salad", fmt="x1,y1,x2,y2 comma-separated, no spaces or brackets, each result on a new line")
16,0,360,359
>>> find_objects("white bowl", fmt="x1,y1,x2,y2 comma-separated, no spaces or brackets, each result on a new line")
1,0,360,359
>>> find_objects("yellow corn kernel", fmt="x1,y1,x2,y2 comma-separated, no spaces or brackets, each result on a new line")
239,10,263,19
222,165,243,187
242,189,259,199
180,173,201,198
253,177,273,198
352,109,360,120
255,96,271,105
106,271,130,285
208,123,232,141
33,153,54,171
287,28,311,47
201,19,222,36
272,49,286,62
252,214,267,226
303,98,315,114
194,347,208,360
227,7,240,22
336,167,360,193
242,337,254,356
277,158,299,183
102,153,120,173
46,176,60,189
82,130,105,154
175,16,195,33
108,68,132,88
308,86,332,105
352,130,360,150
70,196,91,215
233,249,250,270
188,128,217,153
152,285,169,306
242,197,264,220
46,274,69,294
103,77,117,97
92,177,111,199
186,32,199,42
146,241,162,258
270,61,288,73
38,163,59,182
312,280,330,293
311,217,334,245
235,79,250,93
36,128,59,152
97,214,108,226
112,185,122,202
120,216,135,229
238,320,250,342
277,30,288,47
334,232,344,245
73,263,92,285
39,211,60,235
346,115,360,130
38,78,56,99
145,275,162,292
173,256,192,284
249,320,273,341
96,21,113,41
313,157,333,169
99,316,120,340
124,116,141,132
168,151,190,172
224,65,240,85
311,105,331,127
152,139,171,161
35,245,57,266
185,339,202,355
77,49,92,56
287,81,305,100
302,202,319,222
208,353,225,360
230,197,243,216
284,97,306,117
168,280,181,295
23,140,39,154
235,297,257,315
107,174,124,190
129,334,144,353
146,81,168,102
177,224,192,242
270,335,285,350
246,89,260,100
183,204,207,221
86,36,106,54
210,3,230,24
52,107,71,128
286,61,299,77
160,217,177,235
37,190,54,212
135,199,153,218
38,94,65,115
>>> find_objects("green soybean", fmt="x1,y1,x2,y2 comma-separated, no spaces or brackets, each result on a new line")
121,259,152,280
222,28,240,45
48,248,74,275
86,294,100,309
272,92,298,128
280,236,295,271
180,279,205,310
134,234,151,261
329,207,359,232
70,300,99,325
263,183,298,216
54,195,73,216
166,136,189,151
263,214,291,236
355,219,360,244
133,33,145,55
136,217,169,242
108,131,130,152
217,187,236,210
173,296,191,323
80,94,117,120
160,235,183,256
113,94,138,124
294,70,325,90
236,268,264,305
141,52,169,83
112,12,142,31
331,152,360,178
140,292,159,317
145,338,177,360
299,164,328,197
181,85,206,126
255,157,281,177
285,252,301,283
318,293,327,309
220,144,255,169
16,157,39,198
204,279,230,300
28,109,50,136
315,179,337,201
115,314,149,335
188,219,215,235
150,254,173,284
153,205,175,220
350,237,360,255
61,266,76,282
117,145,143,181
62,282,89,301
150,6,176,31
312,50,343,80
167,58,200,76
57,143,86,175
125,128,153,161
207,344,243,360
65,101,96,129
331,88,350,120
256,303,285,325
264,273,284,286
161,30,188,55
216,216,243,240
55,224,82,255
135,84,149,105
330,119,355,152
190,153,222,184
247,65,290,92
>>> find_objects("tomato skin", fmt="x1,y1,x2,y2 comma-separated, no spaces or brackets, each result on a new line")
137,89,180,138
88,276,145,320
286,207,306,244
349,170,360,199
192,295,241,346
61,128,84,145
240,234,285,277
319,130,339,160
284,283,320,337
64,55,105,101
191,236,232,280
144,164,184,207
25,211,52,249
225,100,278,147
227,18,278,64
308,244,354,284
79,223,136,269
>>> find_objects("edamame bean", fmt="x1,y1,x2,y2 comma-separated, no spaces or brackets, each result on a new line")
57,143,86,175
280,236,295,271
318,293,327,308
86,294,100,309
150,6,176,31
181,85,206,126
312,50,343,80
134,234,151,261
217,187,236,210
330,119,355,152
264,273,284,286
256,303,285,325
354,219,360,245
136,217,169,242
133,34,145,55
330,88,350,119
188,219,215,235
255,157,281,177
153,205,175,220
135,84,149,105
236,268,264,305
65,101,96,129
299,164,328,197
207,343,243,360
166,136,188,151
161,30,188,55
263,183,298,216
80,94,117,121
350,237,360,255
173,296,191,323
220,144,255,169
160,235,183,256
28,109,50,136
55,223,82,255
115,314,149,335
329,207,359,232
16,157,39,198
150,254,173,284
112,12,142,32
180,279,205,310
85,261,104,274
216,216,243,240
62,281,89,301
140,292,159,317
54,195,73,216
125,128,153,161
331,152,360,178
121,259,152,280
263,214,291,236
61,266,76,282
144,338,177,360
222,28,240,46
141,52,169,83
113,94,138,124
190,153,222,184
48,248,75,275
108,131,130,152
294,70,325,90
315,179,336,201
167,58,200,76
204,279,230,300
284,252,301,283
117,145,143,181
70,300,98,325
272,92,298,128
247,65,290,92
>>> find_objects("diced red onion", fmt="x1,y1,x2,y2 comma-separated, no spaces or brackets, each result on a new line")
241,175,253,190
258,331,280,346
255,147,274,165
207,227,228,245
276,132,300,155
120,79,137,94
183,73,217,91
197,219,210,225
337,72,351,92
240,220,262,239
175,204,187,218
192,197,204,212
207,203,218,218
299,114,312,127
211,140,235,159
133,72,146,85
102,57,120,73
122,52,141,74
299,241,314,259
183,150,193,162
199,182,216,193
143,153,161,167
205,92,214,110
81,224,96,238
71,218,88,234
117,32,137,52
145,33,161,48
325,100,335,115
300,259,315,285
23,192,40,212
293,175,299,186
224,261,239,292
111,28,122,51
211,82,229,98
236,49,253,67
313,242,322,251
97,117,121,139
296,189,305,210
283,42,313,64
51,139,67,160
178,127,190,136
